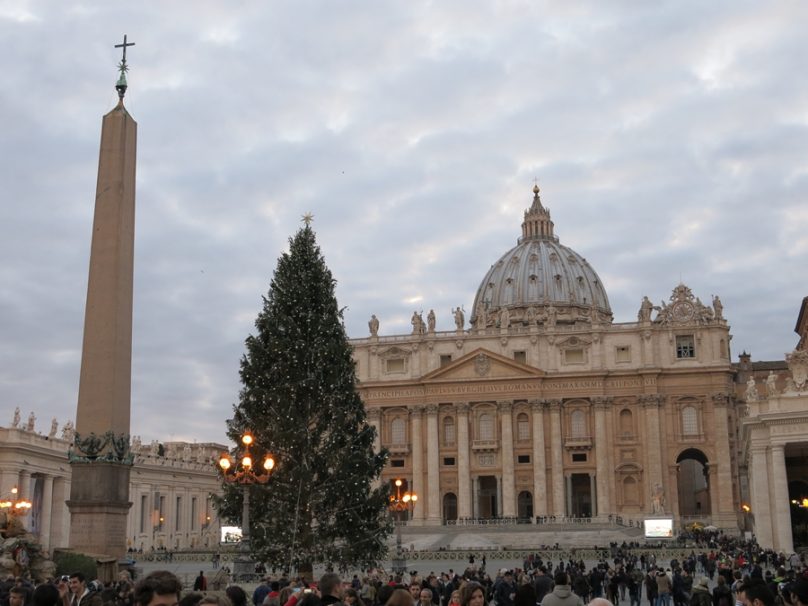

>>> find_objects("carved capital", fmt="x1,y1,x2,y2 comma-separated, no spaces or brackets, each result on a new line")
366,408,381,423
545,399,562,410
410,405,425,417
639,394,665,408
711,392,729,407
529,399,544,412
456,402,470,415
592,396,611,409
498,400,514,413
425,404,439,415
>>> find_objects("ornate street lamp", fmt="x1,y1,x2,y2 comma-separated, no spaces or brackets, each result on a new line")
0,487,32,534
218,432,275,581
388,478,417,575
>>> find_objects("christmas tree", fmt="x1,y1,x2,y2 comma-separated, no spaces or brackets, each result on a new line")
217,222,391,575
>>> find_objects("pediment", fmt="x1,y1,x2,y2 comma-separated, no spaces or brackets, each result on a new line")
421,348,544,382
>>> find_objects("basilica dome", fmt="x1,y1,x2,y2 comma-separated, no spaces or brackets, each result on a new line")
470,186,612,329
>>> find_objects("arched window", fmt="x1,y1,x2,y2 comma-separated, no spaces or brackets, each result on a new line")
391,417,405,444
681,406,698,436
479,413,495,441
570,410,586,438
516,413,530,442
443,417,456,445
619,409,633,437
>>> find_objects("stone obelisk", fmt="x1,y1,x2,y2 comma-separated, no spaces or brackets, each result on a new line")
67,36,137,559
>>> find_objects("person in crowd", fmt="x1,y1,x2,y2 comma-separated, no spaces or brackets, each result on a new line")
132,571,183,606
386,589,414,606
32,585,60,606
690,578,712,606
65,573,102,606
541,572,584,606
459,582,485,606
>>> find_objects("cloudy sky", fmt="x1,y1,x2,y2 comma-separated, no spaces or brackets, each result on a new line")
1,1,806,445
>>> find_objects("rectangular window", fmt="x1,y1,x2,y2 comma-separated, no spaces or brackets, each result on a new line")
513,351,527,364
565,349,584,364
440,354,452,367
386,358,405,373
615,346,631,363
517,454,530,464
572,453,587,463
676,335,695,359
443,457,456,466
390,459,405,468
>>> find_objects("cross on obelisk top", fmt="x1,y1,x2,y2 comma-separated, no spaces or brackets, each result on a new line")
115,34,135,66
114,34,135,101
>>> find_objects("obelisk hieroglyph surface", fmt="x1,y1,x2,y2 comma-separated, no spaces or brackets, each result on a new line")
67,36,137,559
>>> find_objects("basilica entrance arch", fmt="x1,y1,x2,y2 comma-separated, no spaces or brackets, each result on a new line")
517,490,533,520
443,492,458,522
676,448,710,516
477,476,497,518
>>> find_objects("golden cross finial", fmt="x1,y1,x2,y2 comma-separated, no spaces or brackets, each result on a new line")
302,212,314,226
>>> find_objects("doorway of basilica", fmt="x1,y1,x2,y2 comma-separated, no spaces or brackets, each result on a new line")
477,476,497,518
677,448,710,516
569,473,592,517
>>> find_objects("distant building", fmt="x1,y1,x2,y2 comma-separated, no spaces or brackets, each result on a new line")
739,296,808,552
0,429,225,552
352,186,741,531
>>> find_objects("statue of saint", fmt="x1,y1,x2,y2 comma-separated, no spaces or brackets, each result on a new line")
427,309,436,333
499,307,510,329
25,412,36,432
411,311,425,335
746,377,758,401
651,484,665,514
638,296,653,322
453,307,464,330
132,435,142,451
712,295,724,320
546,304,557,328
368,314,379,337
61,420,75,443
526,306,537,326
49,417,58,438
11,407,20,428
766,372,778,397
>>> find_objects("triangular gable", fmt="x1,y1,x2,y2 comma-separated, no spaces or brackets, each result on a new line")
421,347,544,382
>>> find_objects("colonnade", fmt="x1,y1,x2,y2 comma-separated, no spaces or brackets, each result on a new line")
0,468,70,551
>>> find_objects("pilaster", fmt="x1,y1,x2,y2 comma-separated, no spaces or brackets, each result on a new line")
425,404,441,524
546,399,565,515
410,406,425,522
456,403,472,519
530,399,548,516
499,400,516,517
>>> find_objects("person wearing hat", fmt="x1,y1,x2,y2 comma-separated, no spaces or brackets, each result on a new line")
690,578,711,606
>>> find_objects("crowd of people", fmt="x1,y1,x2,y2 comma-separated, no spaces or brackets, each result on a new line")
1,535,807,606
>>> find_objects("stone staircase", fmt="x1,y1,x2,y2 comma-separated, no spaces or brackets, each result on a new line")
392,523,645,551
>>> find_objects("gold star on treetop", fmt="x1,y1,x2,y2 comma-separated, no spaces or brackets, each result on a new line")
302,212,314,226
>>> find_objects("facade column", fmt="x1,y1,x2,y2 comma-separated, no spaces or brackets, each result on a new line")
410,406,425,523
667,464,681,522
530,400,548,517
707,465,720,523
641,395,665,512
711,393,736,524
499,400,516,517
770,444,794,553
17,471,31,529
456,403,472,519
749,446,773,549
547,400,565,516
593,396,611,516
40,474,54,551
565,475,573,517
471,476,478,519
590,473,597,517
425,404,441,524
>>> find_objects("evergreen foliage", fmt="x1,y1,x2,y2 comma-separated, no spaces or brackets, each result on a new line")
217,225,391,572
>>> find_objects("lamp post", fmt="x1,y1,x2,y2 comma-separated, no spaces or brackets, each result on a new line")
388,479,417,575
0,486,32,532
218,432,275,581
